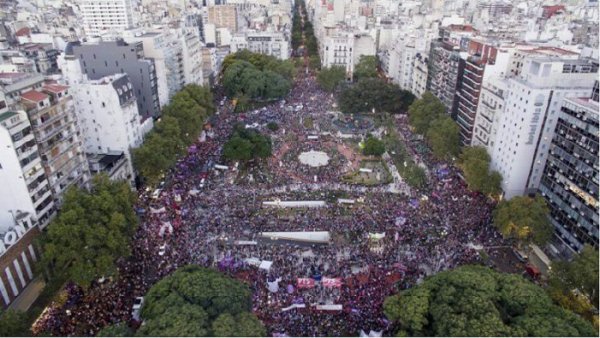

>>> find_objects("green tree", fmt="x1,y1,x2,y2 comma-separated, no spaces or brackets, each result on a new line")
338,78,415,114
132,85,213,186
234,312,266,337
137,266,264,337
384,265,596,337
548,245,599,324
222,58,291,101
362,136,385,156
458,146,502,195
317,66,346,92
222,126,272,162
0,309,30,336
353,55,378,81
132,132,172,186
426,116,460,160
403,164,427,189
267,122,279,131
493,195,553,247
309,55,321,70
97,323,133,337
408,92,446,134
40,174,137,286
212,314,237,337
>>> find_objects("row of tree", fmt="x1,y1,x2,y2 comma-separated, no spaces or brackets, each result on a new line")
222,51,294,104
407,92,460,161
407,93,504,194
40,174,138,286
133,85,214,186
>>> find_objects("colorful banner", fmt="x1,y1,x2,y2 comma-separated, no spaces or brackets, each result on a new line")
297,278,315,288
322,277,342,288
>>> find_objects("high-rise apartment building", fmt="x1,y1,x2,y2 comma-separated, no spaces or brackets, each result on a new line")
488,56,597,198
66,40,161,120
455,39,497,145
79,0,134,37
0,110,55,228
19,84,91,203
539,83,599,252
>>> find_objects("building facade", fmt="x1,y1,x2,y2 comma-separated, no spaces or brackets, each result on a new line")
0,212,40,309
539,87,599,252
70,74,144,183
69,40,160,120
20,84,90,203
489,57,597,198
79,0,134,37
0,110,55,228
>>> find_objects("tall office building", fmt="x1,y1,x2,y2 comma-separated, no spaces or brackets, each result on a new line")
79,0,134,37
539,82,599,252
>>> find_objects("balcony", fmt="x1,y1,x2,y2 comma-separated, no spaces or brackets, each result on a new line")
32,188,52,208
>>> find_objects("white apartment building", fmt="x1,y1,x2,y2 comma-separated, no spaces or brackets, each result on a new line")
71,74,144,183
381,35,428,91
79,0,134,37
411,52,429,97
322,32,375,79
486,56,597,198
0,109,55,228
180,29,205,86
230,31,290,60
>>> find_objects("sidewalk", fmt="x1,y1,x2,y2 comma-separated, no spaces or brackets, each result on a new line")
9,277,46,311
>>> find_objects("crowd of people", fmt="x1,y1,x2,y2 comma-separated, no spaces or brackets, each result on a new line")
32,67,505,337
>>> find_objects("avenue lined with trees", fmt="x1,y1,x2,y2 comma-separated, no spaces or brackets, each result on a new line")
133,85,215,186
10,0,596,335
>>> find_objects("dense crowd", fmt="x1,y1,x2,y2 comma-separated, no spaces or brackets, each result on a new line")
32,69,503,337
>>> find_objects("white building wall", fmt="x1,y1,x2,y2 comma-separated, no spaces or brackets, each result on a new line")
79,0,134,37
71,74,143,181
0,112,52,228
489,59,596,198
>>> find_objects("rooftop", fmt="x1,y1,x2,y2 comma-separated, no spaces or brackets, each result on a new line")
21,90,48,103
43,83,69,94
0,111,18,122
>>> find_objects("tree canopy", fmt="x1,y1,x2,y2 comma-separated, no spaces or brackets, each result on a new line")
317,66,346,92
133,85,214,186
426,116,460,160
383,265,596,337
0,309,30,336
97,322,133,337
408,92,446,134
338,78,415,115
548,245,599,328
40,174,138,286
492,194,553,247
222,124,272,162
222,51,293,101
353,55,378,81
458,146,502,195
137,265,265,337
362,136,385,156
